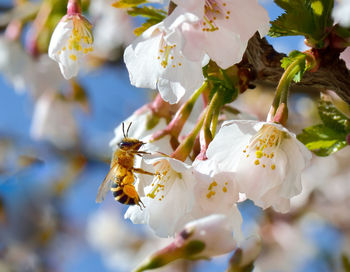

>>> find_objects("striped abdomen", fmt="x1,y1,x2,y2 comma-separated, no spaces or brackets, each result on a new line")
111,182,136,205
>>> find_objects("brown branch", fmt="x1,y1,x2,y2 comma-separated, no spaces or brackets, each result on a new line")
242,33,350,104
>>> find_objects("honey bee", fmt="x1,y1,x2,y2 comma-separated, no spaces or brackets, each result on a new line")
96,123,153,208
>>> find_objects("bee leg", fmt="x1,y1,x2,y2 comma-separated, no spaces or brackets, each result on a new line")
133,168,155,176
138,199,146,210
134,151,151,157
134,151,151,155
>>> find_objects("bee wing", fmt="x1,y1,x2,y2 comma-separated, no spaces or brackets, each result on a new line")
96,163,119,203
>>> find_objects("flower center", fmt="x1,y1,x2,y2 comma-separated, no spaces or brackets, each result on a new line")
146,160,179,201
242,124,285,171
202,0,231,32
157,35,182,69
58,16,94,61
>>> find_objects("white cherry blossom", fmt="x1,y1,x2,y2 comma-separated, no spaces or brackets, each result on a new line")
172,0,270,68
192,160,243,241
206,120,312,212
125,156,198,237
134,214,238,271
30,92,78,149
181,214,238,257
48,14,93,80
124,9,206,104
0,36,34,93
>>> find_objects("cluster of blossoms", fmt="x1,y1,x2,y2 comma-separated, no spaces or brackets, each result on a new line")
42,0,350,268
104,0,313,263
125,0,270,103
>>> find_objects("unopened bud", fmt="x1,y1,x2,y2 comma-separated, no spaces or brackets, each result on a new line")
134,215,236,272
67,0,81,15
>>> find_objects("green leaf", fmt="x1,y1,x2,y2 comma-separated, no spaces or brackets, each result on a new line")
269,0,334,47
133,18,161,36
281,51,308,83
203,63,239,104
125,6,166,36
297,124,347,156
112,0,147,8
281,51,305,70
127,6,166,20
318,100,350,133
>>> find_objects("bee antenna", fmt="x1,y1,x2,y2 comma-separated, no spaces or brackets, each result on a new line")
126,122,132,138
122,122,126,138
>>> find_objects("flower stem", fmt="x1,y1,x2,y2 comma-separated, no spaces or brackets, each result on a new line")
210,105,220,136
203,91,221,145
171,90,222,161
270,54,306,120
151,82,208,141
171,108,207,162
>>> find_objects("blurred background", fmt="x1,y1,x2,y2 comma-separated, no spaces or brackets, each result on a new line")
0,0,349,271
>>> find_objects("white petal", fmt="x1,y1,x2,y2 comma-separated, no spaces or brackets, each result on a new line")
157,78,185,104
48,18,73,61
184,214,237,256
58,59,80,80
125,157,197,237
206,120,259,172
124,14,205,104
193,163,239,215
279,136,312,198
235,145,287,207
124,26,161,90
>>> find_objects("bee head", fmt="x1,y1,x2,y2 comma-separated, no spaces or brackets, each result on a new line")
118,138,144,151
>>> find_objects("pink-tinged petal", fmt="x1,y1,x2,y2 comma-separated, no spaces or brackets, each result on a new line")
340,47,350,70
181,22,208,62
202,28,245,69
215,0,270,40
175,0,270,69
172,0,206,17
